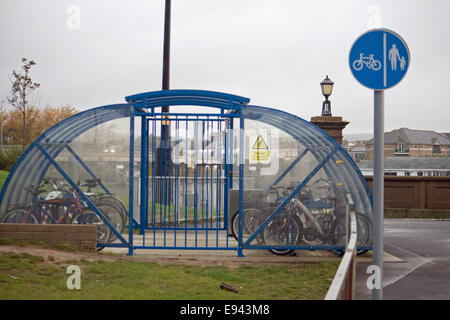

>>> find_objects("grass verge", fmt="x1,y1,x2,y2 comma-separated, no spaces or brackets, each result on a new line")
0,251,338,300
0,170,9,191
385,208,450,219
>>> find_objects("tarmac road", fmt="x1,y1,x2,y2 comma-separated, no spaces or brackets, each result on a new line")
356,219,450,300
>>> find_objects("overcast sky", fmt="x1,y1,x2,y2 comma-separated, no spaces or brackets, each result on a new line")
1,0,449,135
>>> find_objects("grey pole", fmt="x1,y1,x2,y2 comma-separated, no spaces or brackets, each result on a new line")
372,90,384,300
157,0,172,203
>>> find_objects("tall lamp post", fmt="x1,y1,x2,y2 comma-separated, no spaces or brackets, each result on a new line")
320,75,334,116
156,0,172,203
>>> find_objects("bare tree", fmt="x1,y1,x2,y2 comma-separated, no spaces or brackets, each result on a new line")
7,58,40,150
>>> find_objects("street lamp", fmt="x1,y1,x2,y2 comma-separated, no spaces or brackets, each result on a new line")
320,75,334,116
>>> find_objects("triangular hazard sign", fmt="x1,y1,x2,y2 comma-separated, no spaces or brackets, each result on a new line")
252,135,268,150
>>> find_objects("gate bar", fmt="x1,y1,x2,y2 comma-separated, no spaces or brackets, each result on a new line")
128,107,135,255
151,118,157,246
193,119,199,247
238,114,245,257
140,116,149,236
174,117,180,246
184,117,188,247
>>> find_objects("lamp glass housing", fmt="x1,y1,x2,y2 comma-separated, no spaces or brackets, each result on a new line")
320,76,334,97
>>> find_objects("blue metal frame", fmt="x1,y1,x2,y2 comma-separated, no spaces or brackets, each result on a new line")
0,89,373,255
241,105,373,217
36,144,128,246
123,90,251,254
135,113,239,248
266,147,310,191
65,145,111,194
241,105,373,251
128,105,135,255
244,146,339,247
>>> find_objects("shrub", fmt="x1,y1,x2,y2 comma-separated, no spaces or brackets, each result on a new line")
0,147,23,171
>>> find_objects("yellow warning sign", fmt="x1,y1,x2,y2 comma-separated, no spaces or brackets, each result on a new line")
251,135,270,162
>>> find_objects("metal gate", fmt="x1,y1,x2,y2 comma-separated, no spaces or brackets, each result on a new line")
126,90,248,256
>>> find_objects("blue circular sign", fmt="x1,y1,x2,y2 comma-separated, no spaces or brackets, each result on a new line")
349,29,410,90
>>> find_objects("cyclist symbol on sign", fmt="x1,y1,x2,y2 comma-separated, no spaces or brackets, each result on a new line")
352,53,381,71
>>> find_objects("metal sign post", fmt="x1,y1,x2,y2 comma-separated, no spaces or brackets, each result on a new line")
349,28,410,300
373,90,384,300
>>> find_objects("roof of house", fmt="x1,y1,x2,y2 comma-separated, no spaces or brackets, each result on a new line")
366,128,450,146
358,157,450,170
442,133,450,140
349,146,366,153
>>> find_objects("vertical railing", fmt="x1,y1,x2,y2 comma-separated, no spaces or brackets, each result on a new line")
325,193,357,300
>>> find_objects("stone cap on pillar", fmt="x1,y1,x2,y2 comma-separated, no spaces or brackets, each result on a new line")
310,115,349,145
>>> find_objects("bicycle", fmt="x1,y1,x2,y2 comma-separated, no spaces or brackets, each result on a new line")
1,180,116,244
352,53,382,71
230,179,372,256
45,176,125,243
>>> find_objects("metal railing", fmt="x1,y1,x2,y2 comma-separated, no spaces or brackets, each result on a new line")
325,193,357,300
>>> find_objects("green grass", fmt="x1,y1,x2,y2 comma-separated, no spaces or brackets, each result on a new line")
0,252,338,300
385,208,450,219
0,170,9,191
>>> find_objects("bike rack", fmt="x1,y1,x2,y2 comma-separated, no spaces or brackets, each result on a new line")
0,90,373,255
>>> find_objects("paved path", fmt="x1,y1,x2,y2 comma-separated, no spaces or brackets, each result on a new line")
103,231,341,264
103,231,398,267
356,219,450,300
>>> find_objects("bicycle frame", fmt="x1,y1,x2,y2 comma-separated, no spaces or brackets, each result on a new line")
38,197,84,224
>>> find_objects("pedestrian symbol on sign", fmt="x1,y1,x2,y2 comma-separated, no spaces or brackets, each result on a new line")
388,44,400,70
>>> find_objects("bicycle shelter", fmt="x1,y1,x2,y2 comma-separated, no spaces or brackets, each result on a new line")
0,90,373,256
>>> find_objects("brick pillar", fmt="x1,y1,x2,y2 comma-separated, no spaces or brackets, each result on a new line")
310,116,349,145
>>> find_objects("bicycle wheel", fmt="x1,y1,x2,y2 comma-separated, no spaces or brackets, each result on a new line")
231,208,264,243
371,60,382,71
97,195,128,224
352,60,363,71
2,206,39,224
355,213,372,255
70,208,111,244
262,213,302,256
330,213,372,256
92,199,124,242
300,216,328,246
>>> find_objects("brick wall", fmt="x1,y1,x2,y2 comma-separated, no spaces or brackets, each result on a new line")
0,224,97,249
365,176,450,210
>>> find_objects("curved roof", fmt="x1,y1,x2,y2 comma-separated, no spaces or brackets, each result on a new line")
0,104,131,213
125,89,250,110
242,105,373,215
0,89,372,220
